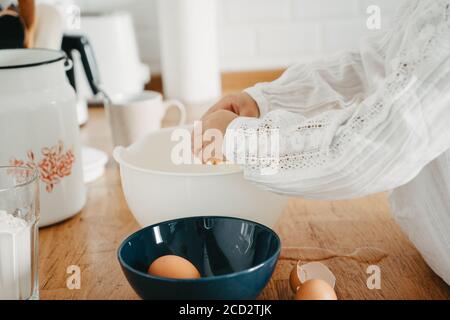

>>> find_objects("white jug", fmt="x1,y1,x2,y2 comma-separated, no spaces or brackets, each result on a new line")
0,49,86,227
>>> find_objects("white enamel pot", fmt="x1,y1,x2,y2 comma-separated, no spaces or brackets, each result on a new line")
0,49,86,227
113,126,287,227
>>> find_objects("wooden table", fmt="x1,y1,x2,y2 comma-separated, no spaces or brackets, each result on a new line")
39,108,450,300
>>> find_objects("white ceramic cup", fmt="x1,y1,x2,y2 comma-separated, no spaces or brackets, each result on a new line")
106,90,186,147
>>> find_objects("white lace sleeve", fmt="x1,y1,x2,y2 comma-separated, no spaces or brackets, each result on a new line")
244,51,369,118
224,0,450,199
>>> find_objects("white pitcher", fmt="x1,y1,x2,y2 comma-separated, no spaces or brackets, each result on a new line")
0,49,86,227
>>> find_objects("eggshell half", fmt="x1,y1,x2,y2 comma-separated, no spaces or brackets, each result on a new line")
297,261,336,288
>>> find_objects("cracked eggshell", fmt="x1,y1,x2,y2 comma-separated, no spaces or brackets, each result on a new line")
290,261,336,293
297,261,336,288
289,264,302,292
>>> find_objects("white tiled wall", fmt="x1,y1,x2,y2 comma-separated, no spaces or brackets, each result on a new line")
122,0,404,73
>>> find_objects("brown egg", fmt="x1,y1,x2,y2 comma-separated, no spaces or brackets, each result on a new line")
289,264,302,293
295,279,337,300
148,255,201,279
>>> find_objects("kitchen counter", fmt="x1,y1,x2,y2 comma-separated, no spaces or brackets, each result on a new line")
39,107,450,300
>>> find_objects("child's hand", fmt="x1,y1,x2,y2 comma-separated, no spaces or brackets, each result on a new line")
192,110,238,163
200,92,260,119
192,92,259,162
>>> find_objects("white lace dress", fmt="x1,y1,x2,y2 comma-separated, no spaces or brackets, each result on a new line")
224,0,450,284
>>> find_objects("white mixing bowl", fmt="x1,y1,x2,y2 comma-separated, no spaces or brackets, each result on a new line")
113,126,287,227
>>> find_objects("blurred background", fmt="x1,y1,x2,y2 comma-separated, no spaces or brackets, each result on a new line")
8,0,403,121
124,0,399,73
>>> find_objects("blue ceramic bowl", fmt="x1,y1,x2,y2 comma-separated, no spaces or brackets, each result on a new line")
118,216,281,300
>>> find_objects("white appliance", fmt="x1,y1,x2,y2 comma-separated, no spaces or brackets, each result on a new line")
0,49,87,227
70,11,149,103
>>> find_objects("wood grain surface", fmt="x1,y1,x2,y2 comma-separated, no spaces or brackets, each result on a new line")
146,70,285,94
39,108,450,300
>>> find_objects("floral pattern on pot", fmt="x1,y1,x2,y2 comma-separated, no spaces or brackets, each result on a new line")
10,140,75,192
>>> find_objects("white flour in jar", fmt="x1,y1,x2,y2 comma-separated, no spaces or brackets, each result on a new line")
0,210,32,300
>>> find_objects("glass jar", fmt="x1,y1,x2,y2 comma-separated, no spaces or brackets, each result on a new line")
0,166,39,300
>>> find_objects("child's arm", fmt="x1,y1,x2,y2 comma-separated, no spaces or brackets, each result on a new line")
195,50,369,161
244,51,368,118
223,3,450,199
